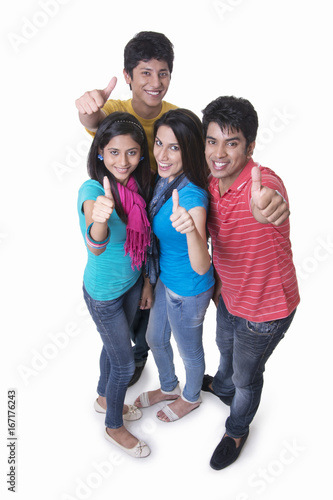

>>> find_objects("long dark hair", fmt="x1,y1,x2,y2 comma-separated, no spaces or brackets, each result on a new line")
87,112,151,223
154,108,209,190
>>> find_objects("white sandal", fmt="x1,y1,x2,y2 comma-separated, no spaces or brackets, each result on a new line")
157,394,201,422
136,384,181,408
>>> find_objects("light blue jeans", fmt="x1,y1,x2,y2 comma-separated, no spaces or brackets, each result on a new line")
146,278,214,402
83,276,142,429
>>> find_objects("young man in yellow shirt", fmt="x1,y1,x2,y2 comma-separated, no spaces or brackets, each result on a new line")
75,31,177,170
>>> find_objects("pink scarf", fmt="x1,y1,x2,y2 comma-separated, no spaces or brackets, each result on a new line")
117,176,151,271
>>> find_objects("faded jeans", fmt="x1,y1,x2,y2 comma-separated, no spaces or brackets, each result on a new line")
146,278,214,402
212,295,296,438
83,276,142,428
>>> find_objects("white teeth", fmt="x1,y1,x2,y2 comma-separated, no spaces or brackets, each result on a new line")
159,163,171,168
147,91,160,95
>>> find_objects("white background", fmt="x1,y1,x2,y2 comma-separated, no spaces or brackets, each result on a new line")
1,0,332,499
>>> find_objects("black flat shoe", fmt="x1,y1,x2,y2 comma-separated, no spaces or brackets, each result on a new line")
210,430,249,470
128,365,145,387
201,374,234,406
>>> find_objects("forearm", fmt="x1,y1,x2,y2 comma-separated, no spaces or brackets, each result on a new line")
78,109,106,132
186,229,211,275
86,221,110,256
212,267,222,306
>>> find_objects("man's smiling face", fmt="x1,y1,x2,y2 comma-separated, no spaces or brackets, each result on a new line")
205,121,255,192
124,58,171,116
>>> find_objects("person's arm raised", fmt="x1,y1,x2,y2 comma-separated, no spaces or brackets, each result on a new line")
250,165,290,226
75,77,117,132
83,177,114,256
170,189,211,275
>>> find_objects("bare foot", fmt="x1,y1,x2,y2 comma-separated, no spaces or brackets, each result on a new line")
157,398,200,422
135,388,179,408
97,396,132,415
106,426,139,449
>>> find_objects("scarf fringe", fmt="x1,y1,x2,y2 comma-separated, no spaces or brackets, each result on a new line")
125,226,151,271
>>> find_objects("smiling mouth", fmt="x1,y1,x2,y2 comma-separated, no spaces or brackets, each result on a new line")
158,162,172,171
145,90,162,96
115,167,130,173
212,161,229,170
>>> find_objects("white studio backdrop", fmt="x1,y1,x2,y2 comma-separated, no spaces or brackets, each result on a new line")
1,1,332,499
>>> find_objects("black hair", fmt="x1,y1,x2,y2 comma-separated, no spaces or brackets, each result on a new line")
87,112,151,224
124,31,174,78
154,108,209,191
202,96,259,148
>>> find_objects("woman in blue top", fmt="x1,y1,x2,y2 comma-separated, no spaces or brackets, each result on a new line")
78,112,152,458
135,109,215,422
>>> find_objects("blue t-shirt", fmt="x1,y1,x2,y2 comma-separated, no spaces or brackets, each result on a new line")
77,179,141,301
153,182,214,296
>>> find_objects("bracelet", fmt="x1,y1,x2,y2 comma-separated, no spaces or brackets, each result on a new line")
85,223,111,249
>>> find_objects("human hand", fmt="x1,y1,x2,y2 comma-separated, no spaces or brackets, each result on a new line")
251,166,290,226
75,77,117,115
169,189,195,233
92,176,115,223
139,278,153,310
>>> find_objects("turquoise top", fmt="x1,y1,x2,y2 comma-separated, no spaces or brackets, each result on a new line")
153,182,214,296
78,179,140,300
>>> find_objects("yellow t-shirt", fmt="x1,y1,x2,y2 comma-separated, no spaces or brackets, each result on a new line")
86,99,178,171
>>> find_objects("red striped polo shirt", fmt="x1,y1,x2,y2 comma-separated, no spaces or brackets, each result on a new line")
208,159,300,322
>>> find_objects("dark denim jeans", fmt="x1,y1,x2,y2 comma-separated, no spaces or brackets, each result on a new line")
212,295,296,438
83,276,142,429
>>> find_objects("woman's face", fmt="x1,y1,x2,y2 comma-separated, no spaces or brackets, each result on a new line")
100,134,141,186
154,125,183,183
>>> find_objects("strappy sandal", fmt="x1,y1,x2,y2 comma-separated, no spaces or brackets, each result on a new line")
135,384,181,408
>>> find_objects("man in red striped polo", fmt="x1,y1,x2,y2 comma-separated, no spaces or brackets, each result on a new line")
202,96,300,470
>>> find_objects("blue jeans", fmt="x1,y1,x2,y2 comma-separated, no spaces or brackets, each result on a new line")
146,278,214,402
212,295,296,438
83,276,142,429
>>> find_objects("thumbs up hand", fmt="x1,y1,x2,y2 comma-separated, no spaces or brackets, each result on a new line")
170,189,195,234
250,166,290,226
92,176,115,223
75,77,117,115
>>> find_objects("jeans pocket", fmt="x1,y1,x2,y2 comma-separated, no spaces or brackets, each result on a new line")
246,319,281,335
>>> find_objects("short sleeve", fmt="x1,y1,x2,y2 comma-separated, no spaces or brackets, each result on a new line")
178,184,209,212
77,179,104,215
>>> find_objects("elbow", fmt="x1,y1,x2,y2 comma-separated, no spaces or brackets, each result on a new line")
192,261,211,276
88,246,106,257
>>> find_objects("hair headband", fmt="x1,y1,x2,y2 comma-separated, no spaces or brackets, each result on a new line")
114,120,145,138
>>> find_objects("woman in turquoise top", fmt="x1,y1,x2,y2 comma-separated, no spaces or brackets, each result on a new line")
135,109,215,422
78,112,152,458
